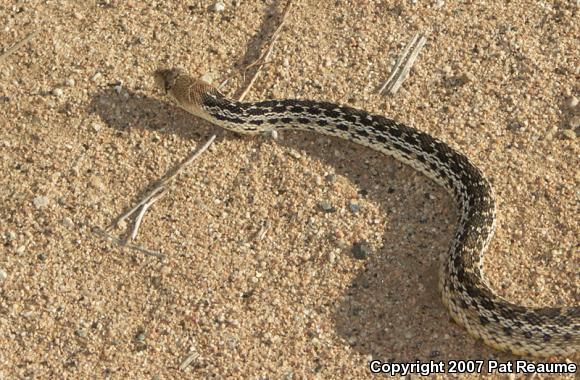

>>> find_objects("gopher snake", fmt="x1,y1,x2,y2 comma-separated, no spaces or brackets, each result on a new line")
153,68,578,357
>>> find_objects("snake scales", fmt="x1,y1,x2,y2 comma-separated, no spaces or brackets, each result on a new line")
153,67,578,357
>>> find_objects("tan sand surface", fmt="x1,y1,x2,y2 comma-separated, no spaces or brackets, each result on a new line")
0,1,578,378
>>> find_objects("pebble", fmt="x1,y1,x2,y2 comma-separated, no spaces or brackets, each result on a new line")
569,116,580,129
0,268,6,283
352,241,371,260
453,72,473,86
566,96,578,109
318,201,336,213
91,123,102,133
211,0,225,12
113,82,122,94
91,72,102,82
52,88,63,97
325,174,337,183
200,73,214,83
562,129,576,140
6,231,16,241
348,201,360,213
33,196,49,208
62,217,74,228
65,78,75,87
544,126,558,140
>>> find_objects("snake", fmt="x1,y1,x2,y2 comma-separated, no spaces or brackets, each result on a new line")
153,67,578,358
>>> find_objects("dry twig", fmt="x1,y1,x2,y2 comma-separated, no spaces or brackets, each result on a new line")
106,135,216,254
378,32,427,96
236,0,293,101
179,351,200,371
111,186,165,231
93,227,165,259
130,189,167,241
0,31,37,65
255,220,272,241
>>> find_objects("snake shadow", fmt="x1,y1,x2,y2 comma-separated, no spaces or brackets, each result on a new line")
88,88,517,364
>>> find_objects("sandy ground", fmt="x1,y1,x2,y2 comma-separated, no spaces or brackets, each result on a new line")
0,0,578,379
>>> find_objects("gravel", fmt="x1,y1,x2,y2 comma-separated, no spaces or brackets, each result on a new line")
0,1,577,378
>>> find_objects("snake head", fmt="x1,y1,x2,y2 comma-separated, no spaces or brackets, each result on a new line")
153,67,224,122
153,68,183,93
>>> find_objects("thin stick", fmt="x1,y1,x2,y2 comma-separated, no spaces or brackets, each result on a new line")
112,186,165,230
388,34,427,95
179,351,200,371
0,31,37,65
237,0,293,101
378,33,419,95
162,134,216,183
93,227,165,259
255,220,271,241
378,32,427,96
110,135,216,231
130,189,167,241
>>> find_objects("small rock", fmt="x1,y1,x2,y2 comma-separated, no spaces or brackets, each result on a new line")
6,231,16,241
318,201,336,213
16,246,26,254
33,196,49,208
507,120,524,132
52,88,64,97
65,78,75,87
75,328,87,338
352,241,371,260
288,150,302,159
91,72,102,82
348,201,360,213
91,123,102,132
211,0,225,12
569,116,580,129
0,268,7,283
200,73,214,83
453,72,473,86
135,331,146,342
562,129,576,140
325,174,337,183
89,175,106,191
62,217,74,228
566,96,578,109
113,82,122,94
544,126,558,140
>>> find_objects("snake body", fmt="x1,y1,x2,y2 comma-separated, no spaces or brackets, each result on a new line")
153,68,578,357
